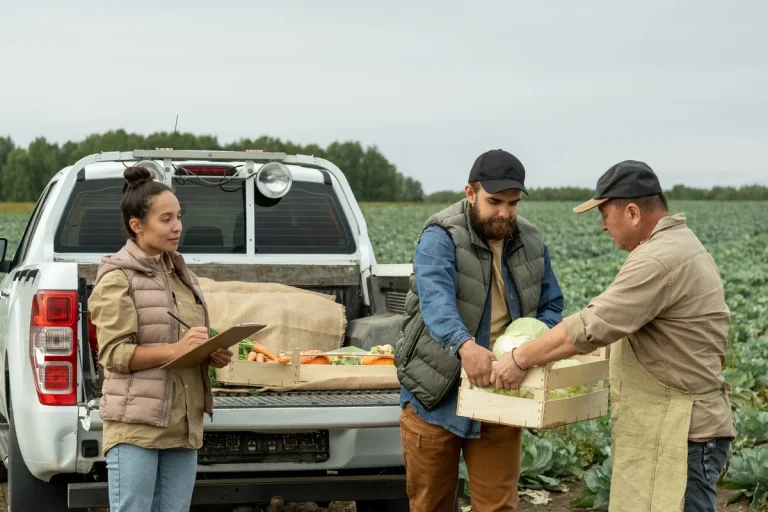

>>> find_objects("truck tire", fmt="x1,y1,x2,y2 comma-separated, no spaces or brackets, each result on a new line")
7,395,85,512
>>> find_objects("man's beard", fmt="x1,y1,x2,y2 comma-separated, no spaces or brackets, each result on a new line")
470,203,518,241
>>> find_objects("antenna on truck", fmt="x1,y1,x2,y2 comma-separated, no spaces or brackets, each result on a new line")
173,114,179,134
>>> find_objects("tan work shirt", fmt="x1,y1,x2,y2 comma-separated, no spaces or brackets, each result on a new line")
488,240,512,349
90,253,207,455
563,213,735,442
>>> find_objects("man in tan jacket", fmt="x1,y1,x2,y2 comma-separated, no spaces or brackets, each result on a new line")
490,160,734,512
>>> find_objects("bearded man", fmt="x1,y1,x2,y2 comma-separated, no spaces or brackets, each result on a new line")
394,149,565,512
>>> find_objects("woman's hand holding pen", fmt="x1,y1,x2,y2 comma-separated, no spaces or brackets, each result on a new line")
165,312,233,368
173,327,209,359
128,325,209,372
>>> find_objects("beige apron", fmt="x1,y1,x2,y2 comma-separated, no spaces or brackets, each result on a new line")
608,338,727,512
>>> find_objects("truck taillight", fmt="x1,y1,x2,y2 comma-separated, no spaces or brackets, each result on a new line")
30,291,78,405
177,165,236,176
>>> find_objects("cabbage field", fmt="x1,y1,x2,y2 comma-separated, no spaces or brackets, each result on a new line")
2,200,768,510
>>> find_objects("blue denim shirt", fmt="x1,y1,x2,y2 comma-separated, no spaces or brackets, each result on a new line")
400,225,565,438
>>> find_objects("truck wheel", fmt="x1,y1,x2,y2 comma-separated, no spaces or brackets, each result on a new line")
7,396,86,512
356,499,410,512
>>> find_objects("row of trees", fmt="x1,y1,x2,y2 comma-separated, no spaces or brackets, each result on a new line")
0,131,424,203
425,183,768,203
1,131,766,203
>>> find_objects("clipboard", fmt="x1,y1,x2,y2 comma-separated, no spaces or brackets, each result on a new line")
160,323,265,370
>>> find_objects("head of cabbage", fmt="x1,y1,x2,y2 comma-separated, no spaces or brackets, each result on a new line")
477,317,550,397
476,319,592,399
478,357,589,399
491,317,550,360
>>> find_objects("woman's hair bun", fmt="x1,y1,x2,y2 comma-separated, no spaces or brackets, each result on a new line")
124,166,154,189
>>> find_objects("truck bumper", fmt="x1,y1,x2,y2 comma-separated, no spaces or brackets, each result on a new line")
68,474,466,508
78,391,406,473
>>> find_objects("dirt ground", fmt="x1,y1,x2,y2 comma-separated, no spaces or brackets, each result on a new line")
511,485,753,512
0,482,755,511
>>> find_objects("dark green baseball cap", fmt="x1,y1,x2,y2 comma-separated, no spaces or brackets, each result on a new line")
573,160,663,213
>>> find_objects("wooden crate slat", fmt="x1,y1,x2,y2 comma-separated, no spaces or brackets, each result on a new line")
456,388,543,428
298,364,397,382
541,388,609,428
547,359,609,390
215,360,300,387
522,367,548,389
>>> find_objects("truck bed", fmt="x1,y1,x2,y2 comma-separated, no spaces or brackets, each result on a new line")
81,389,402,431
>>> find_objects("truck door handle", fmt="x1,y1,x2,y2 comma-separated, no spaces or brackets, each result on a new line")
0,290,9,298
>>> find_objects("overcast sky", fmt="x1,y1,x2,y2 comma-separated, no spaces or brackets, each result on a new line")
1,0,766,193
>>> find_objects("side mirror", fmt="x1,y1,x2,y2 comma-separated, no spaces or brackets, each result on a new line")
0,238,9,273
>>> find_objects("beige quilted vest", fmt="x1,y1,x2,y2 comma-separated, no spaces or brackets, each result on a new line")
95,239,213,427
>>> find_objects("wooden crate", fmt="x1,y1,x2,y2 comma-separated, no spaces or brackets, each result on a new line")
214,349,398,388
456,352,609,429
215,359,301,387
215,359,397,387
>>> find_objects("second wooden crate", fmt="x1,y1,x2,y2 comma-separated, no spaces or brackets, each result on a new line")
456,352,609,429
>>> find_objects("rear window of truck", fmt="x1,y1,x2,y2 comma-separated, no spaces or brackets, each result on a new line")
53,177,356,255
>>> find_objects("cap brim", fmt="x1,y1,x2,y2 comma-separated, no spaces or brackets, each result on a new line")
480,180,528,195
572,197,609,213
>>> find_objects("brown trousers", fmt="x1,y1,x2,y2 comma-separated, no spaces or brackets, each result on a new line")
399,403,523,512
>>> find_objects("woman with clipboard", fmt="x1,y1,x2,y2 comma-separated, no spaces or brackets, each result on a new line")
88,166,233,512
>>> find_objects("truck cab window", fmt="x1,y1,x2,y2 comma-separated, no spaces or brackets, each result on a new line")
12,180,57,269
54,178,247,254
252,182,356,254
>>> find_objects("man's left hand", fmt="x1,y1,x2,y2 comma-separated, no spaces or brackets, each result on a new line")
209,348,234,368
490,351,527,390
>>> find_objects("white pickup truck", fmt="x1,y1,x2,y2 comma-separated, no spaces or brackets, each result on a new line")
0,149,462,511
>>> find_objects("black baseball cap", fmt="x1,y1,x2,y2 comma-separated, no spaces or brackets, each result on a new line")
468,149,528,195
573,160,663,213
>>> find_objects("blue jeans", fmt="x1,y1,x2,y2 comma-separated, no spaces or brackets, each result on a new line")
106,443,198,512
684,437,731,512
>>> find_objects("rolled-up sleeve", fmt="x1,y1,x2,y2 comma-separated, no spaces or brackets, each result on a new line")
88,270,138,373
564,254,669,354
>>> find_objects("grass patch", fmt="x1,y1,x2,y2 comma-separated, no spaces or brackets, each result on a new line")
0,203,35,214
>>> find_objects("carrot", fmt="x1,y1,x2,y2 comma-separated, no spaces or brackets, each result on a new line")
362,355,395,366
247,352,258,362
276,356,292,364
256,353,266,363
300,349,331,365
304,356,330,365
251,344,277,361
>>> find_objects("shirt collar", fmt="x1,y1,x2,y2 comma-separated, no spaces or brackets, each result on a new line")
638,213,686,246
651,213,686,236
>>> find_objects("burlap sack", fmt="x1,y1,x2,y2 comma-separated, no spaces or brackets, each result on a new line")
198,277,347,356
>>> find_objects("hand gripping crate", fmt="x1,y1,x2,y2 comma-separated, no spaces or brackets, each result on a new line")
456,348,610,429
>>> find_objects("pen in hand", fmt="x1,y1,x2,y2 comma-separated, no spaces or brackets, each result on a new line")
166,310,229,367
167,310,192,330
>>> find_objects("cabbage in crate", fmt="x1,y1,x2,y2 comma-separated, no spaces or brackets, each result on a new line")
325,344,395,365
478,318,589,399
